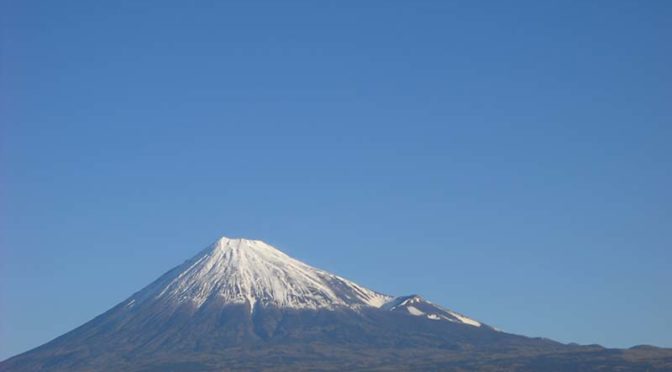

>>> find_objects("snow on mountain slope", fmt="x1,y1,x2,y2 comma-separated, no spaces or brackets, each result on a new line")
129,237,392,311
124,236,486,329
384,295,486,328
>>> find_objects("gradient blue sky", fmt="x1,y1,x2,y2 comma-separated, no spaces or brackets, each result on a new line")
1,0,671,360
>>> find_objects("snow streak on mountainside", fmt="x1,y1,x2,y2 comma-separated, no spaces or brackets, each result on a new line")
383,295,483,327
129,237,392,312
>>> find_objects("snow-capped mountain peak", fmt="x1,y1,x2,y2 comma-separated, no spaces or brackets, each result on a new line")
384,294,485,327
131,236,391,311
125,236,485,328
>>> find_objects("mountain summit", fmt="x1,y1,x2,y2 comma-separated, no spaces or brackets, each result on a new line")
135,237,391,312
2,236,670,371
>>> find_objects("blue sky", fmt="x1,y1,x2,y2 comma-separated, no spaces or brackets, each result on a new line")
1,0,671,360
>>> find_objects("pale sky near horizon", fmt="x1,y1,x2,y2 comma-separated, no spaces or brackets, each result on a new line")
1,0,671,360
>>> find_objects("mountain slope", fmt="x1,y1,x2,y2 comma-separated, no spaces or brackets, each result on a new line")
2,236,671,371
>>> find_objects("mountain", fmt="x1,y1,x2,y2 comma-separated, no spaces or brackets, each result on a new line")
2,236,671,371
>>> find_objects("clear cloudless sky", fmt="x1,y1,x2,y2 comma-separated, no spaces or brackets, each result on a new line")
1,0,671,360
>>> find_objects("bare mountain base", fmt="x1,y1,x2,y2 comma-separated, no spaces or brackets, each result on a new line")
2,306,671,371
